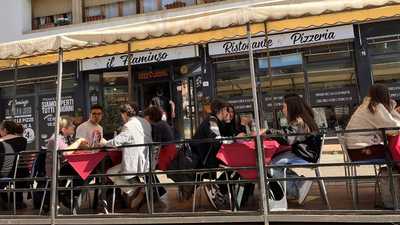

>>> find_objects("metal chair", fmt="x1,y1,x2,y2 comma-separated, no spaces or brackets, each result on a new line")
337,134,383,209
9,150,38,214
281,134,331,209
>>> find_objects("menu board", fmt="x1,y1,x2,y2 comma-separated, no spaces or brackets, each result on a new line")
38,94,75,149
4,97,36,150
387,83,400,100
227,96,254,112
310,87,358,106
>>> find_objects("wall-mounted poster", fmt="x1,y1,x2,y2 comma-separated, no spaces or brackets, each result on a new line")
4,97,36,150
38,94,75,150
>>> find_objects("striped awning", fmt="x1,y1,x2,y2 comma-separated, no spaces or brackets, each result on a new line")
0,0,399,69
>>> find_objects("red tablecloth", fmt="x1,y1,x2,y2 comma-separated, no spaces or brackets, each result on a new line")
63,150,122,180
216,140,290,180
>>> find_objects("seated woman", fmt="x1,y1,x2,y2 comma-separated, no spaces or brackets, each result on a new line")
220,104,247,138
103,102,152,210
143,106,175,170
269,94,320,205
46,116,88,209
0,121,27,208
143,106,174,198
345,84,400,161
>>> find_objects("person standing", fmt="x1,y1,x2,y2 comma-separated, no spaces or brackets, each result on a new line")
76,104,104,147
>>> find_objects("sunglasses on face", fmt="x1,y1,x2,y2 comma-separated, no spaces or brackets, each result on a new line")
91,112,102,116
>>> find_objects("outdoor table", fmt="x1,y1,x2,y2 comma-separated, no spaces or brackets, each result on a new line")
216,140,291,180
63,150,122,180
63,150,122,212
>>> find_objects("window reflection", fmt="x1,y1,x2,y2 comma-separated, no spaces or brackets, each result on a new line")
214,43,357,132
306,45,357,131
369,38,400,100
102,72,129,139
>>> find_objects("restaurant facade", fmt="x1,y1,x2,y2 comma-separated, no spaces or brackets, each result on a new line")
1,14,400,150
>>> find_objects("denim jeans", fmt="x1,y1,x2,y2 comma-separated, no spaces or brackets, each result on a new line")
270,151,309,199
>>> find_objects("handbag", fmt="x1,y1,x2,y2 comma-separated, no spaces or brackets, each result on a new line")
167,143,197,182
388,135,400,169
292,135,322,163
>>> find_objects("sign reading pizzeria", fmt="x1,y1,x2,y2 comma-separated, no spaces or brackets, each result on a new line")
208,25,354,56
81,45,199,71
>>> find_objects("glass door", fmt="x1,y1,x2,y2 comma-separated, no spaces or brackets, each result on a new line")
174,62,203,139
175,76,202,138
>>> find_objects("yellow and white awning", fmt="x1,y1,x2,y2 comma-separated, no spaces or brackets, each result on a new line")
0,0,400,69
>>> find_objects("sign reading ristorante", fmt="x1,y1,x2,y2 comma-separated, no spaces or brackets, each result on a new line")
81,45,199,71
208,25,354,56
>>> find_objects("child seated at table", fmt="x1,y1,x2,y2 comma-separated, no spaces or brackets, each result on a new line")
269,94,321,205
46,116,89,210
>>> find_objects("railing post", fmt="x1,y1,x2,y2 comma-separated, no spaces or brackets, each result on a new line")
51,48,64,225
381,128,399,210
247,23,269,225
148,144,154,215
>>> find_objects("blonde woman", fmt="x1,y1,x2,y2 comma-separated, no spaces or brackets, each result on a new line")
46,116,88,209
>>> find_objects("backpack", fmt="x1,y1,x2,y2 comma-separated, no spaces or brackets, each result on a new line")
167,143,197,182
167,143,198,200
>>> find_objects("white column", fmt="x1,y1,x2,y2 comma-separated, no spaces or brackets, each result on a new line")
72,0,83,24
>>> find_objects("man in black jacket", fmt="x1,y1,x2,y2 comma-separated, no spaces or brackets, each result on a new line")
191,99,229,169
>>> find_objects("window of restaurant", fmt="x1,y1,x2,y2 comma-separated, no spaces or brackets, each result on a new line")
305,43,358,131
0,73,79,151
368,35,400,100
213,42,358,132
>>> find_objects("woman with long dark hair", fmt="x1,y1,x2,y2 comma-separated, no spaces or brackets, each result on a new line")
269,94,320,205
345,84,400,161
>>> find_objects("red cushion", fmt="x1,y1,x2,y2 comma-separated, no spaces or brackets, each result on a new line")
157,144,177,171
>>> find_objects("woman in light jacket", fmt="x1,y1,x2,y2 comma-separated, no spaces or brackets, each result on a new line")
345,84,400,161
104,102,152,210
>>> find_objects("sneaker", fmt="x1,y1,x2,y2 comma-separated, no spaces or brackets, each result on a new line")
204,184,230,210
204,184,218,209
298,179,313,205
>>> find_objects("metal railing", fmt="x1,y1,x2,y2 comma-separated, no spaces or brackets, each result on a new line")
0,127,399,223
